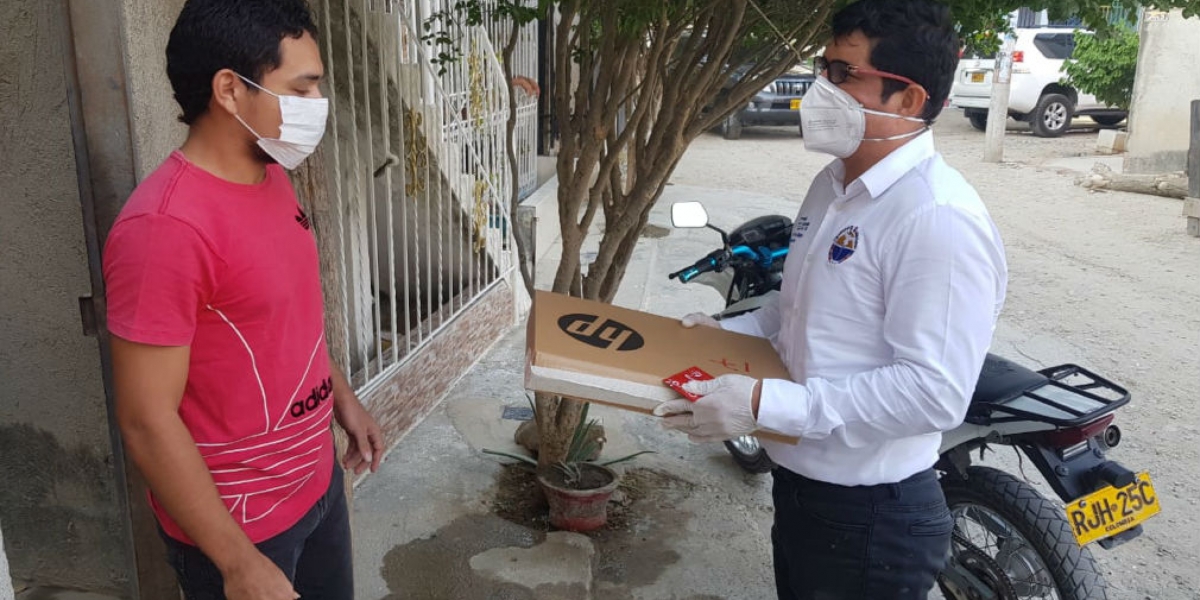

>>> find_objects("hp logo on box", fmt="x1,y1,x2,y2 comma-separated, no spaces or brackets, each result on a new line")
557,314,645,352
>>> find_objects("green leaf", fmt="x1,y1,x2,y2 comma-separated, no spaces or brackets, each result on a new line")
595,450,656,467
482,448,538,467
564,404,594,463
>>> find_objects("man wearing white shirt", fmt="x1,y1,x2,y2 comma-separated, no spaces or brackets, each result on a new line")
654,1,1008,598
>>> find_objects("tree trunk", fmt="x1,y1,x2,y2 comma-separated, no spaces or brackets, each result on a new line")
1075,163,1189,199
501,21,536,299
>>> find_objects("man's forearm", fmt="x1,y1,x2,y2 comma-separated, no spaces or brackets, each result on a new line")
330,366,356,408
755,361,970,445
120,412,257,572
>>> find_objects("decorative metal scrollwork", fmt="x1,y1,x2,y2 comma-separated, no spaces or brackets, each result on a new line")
403,108,427,197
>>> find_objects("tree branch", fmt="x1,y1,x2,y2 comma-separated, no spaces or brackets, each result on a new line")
501,19,536,298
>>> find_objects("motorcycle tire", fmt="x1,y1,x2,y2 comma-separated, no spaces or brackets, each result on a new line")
939,466,1108,600
724,436,775,473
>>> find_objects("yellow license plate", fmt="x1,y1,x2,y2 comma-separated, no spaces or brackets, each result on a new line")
790,99,802,110
1066,472,1160,546
971,72,985,83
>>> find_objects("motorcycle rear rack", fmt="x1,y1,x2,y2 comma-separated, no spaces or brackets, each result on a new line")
969,363,1130,428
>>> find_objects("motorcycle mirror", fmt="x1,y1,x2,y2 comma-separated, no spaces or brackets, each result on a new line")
671,202,709,229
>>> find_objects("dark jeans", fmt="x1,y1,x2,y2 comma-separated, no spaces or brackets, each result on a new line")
771,467,954,600
161,463,353,600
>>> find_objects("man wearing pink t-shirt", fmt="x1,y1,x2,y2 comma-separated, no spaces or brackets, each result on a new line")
103,2,381,599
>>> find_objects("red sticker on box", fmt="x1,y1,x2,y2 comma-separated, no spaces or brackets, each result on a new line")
663,366,714,401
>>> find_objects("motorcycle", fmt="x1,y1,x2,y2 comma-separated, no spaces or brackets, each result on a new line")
668,201,1160,600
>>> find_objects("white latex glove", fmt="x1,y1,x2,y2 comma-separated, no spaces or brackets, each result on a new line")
652,374,759,443
681,312,721,329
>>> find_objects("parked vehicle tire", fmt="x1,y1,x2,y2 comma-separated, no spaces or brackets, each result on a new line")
1030,93,1073,137
1091,114,1126,127
938,466,1108,600
724,436,775,473
722,112,744,140
967,110,989,132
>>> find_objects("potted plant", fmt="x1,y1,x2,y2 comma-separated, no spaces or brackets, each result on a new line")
485,402,650,532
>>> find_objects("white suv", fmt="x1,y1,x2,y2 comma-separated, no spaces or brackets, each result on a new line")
949,28,1127,137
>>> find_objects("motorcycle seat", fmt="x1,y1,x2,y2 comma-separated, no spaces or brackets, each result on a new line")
969,354,1048,414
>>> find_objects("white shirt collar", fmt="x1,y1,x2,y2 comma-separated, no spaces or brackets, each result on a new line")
828,130,937,202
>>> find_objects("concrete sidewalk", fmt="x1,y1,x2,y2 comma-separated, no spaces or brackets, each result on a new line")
351,184,796,600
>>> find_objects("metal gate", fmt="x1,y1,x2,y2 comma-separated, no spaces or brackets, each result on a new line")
315,0,538,390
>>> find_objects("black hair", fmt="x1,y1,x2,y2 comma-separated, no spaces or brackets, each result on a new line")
832,0,959,122
166,0,319,125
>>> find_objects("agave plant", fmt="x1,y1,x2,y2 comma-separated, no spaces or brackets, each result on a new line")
484,400,653,478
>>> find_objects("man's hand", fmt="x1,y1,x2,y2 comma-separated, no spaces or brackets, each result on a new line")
331,370,384,474
681,312,720,329
221,548,299,600
333,392,383,475
653,374,760,442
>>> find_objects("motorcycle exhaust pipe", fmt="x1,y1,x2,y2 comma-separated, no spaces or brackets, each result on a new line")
1102,424,1122,449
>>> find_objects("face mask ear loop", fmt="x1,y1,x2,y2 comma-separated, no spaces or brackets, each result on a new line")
863,126,929,143
858,105,929,143
231,73,278,142
236,73,280,98
859,106,928,124
234,114,266,141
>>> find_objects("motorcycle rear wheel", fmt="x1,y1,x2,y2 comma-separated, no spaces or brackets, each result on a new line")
723,435,775,473
939,466,1108,600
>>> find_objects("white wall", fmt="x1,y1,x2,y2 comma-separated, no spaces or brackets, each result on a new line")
1125,9,1200,173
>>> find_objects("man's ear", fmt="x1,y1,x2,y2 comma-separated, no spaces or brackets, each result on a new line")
898,84,929,118
210,69,243,117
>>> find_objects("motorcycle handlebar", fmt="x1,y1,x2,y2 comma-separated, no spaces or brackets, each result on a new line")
668,250,726,282
670,244,781,283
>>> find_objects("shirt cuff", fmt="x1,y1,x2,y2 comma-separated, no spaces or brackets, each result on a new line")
756,378,811,437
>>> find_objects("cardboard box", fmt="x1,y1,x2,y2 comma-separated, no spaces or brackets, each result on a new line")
525,290,799,444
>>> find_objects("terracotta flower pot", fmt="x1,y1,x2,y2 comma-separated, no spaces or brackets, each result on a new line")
537,463,619,532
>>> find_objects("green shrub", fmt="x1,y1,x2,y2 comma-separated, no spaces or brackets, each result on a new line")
1062,28,1140,111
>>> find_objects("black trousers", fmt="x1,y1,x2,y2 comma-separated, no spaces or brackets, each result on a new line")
161,463,353,600
771,467,953,600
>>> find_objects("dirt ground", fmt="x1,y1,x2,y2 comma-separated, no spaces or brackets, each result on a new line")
669,113,1200,599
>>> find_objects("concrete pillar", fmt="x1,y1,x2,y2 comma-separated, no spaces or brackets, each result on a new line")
983,35,1016,163
1124,9,1200,173
1185,100,1200,237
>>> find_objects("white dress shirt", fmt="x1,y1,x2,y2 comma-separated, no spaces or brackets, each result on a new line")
721,132,1008,486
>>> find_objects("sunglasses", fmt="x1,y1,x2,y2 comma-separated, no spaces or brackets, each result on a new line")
815,56,921,89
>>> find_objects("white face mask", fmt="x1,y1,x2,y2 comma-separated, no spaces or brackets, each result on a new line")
801,76,927,158
235,73,329,170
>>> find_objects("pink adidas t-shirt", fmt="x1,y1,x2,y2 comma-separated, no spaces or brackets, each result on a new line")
104,151,335,544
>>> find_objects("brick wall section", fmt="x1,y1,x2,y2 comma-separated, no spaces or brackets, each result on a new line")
364,282,516,451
